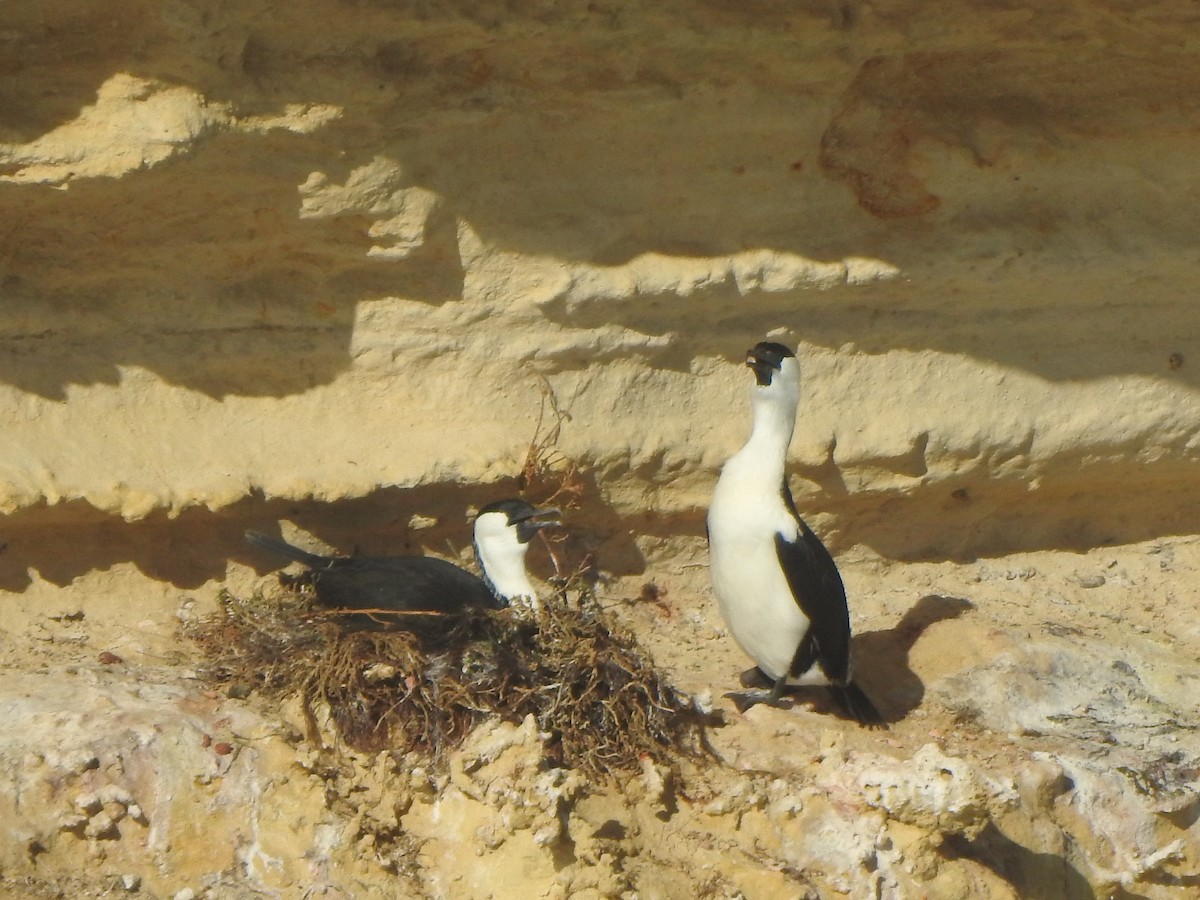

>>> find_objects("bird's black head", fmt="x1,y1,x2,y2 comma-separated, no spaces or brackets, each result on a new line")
477,498,561,543
746,341,795,386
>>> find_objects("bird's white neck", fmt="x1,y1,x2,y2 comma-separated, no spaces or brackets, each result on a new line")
727,383,799,485
476,538,540,613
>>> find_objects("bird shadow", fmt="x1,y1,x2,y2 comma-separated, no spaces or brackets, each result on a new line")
941,821,1098,900
723,594,974,726
853,593,975,724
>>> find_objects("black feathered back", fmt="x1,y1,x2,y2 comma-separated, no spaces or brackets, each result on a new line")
245,530,500,614
773,484,885,727
773,483,851,682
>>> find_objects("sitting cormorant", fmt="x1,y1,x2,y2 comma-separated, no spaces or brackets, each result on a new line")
245,498,559,617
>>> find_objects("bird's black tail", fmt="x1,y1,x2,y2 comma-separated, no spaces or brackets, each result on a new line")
244,530,329,568
828,681,887,729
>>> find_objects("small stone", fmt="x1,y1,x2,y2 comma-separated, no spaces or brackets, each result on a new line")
1079,574,1106,589
58,813,88,833
226,682,252,700
97,784,134,806
121,873,141,891
173,890,196,900
84,811,118,839
77,754,101,773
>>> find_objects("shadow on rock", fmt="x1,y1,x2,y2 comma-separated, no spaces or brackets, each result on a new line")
942,821,1096,900
0,470,644,594
853,593,975,724
723,594,974,726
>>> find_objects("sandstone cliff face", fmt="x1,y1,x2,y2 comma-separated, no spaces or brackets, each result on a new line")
2,2,1199,898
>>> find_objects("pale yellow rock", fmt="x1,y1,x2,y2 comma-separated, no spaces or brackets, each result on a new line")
3,1,1200,898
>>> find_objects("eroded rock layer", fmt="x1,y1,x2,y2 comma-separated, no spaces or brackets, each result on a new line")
2,2,1199,898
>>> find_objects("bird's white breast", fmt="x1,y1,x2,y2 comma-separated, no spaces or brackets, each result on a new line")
708,453,812,682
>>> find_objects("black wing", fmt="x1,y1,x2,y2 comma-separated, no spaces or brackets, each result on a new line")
773,481,852,683
246,531,499,613
316,555,500,613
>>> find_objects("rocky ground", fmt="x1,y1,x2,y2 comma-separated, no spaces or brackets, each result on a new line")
1,525,1197,899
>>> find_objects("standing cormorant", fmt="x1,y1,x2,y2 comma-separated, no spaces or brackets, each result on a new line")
707,342,884,726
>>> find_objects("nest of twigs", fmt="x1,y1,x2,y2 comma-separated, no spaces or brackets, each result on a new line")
187,587,711,779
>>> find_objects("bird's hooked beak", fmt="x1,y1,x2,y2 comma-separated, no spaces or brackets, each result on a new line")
745,348,776,387
512,506,561,543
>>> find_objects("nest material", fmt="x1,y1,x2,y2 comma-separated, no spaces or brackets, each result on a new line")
187,587,710,778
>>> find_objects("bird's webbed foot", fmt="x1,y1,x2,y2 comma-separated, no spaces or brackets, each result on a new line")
726,670,792,712
725,691,782,713
738,667,773,690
